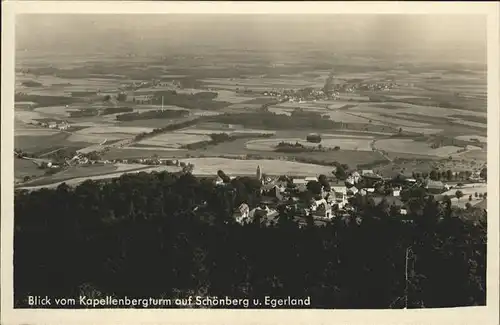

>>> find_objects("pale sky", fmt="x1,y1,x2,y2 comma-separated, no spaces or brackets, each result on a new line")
15,14,487,63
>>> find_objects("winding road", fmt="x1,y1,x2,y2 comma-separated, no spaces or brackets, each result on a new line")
370,139,393,163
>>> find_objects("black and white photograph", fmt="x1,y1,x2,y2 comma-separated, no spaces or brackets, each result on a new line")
2,2,499,325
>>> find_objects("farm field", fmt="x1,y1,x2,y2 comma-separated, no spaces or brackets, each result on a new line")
443,184,488,198
34,105,73,117
213,90,255,103
182,157,335,176
137,133,211,149
16,163,156,188
357,113,431,128
449,119,487,129
264,97,486,136
14,41,487,191
101,141,385,167
325,129,395,136
324,100,363,108
68,126,155,143
15,110,48,123
67,133,130,143
335,94,371,101
17,74,124,87
175,126,275,136
117,118,187,128
245,136,374,152
121,146,185,152
268,106,386,125
226,103,262,110
373,157,486,177
201,77,325,90
351,101,487,119
102,147,187,159
15,132,93,153
399,127,443,135
16,165,181,191
15,126,61,137
14,158,47,180
460,149,487,161
134,104,187,111
75,126,154,135
77,144,108,154
374,139,468,158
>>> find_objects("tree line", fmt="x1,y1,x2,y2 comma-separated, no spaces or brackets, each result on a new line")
181,132,274,150
413,167,486,182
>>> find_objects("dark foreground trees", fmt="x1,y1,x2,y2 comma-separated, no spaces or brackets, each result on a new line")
14,171,486,309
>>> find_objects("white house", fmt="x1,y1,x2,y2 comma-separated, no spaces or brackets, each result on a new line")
310,198,333,220
332,191,348,209
249,206,279,221
234,203,251,224
361,170,374,176
310,198,327,212
58,122,70,130
293,178,307,186
346,186,358,196
331,186,347,195
347,171,362,184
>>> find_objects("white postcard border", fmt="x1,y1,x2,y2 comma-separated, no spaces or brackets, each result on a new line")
1,2,499,325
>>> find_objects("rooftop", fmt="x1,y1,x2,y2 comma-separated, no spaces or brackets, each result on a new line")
370,195,404,207
426,180,445,189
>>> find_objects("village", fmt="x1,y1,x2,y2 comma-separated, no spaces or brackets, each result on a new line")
259,80,397,103
29,119,71,131
225,165,487,227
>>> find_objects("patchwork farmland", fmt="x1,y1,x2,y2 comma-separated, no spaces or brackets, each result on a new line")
14,40,487,187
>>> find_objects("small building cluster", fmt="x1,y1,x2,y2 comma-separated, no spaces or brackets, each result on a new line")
333,82,396,92
31,120,71,130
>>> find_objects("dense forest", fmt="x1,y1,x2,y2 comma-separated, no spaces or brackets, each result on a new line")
181,132,274,150
274,141,341,153
116,109,189,121
151,90,232,110
14,171,486,309
213,111,337,130
69,109,99,118
101,106,134,115
21,80,44,87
